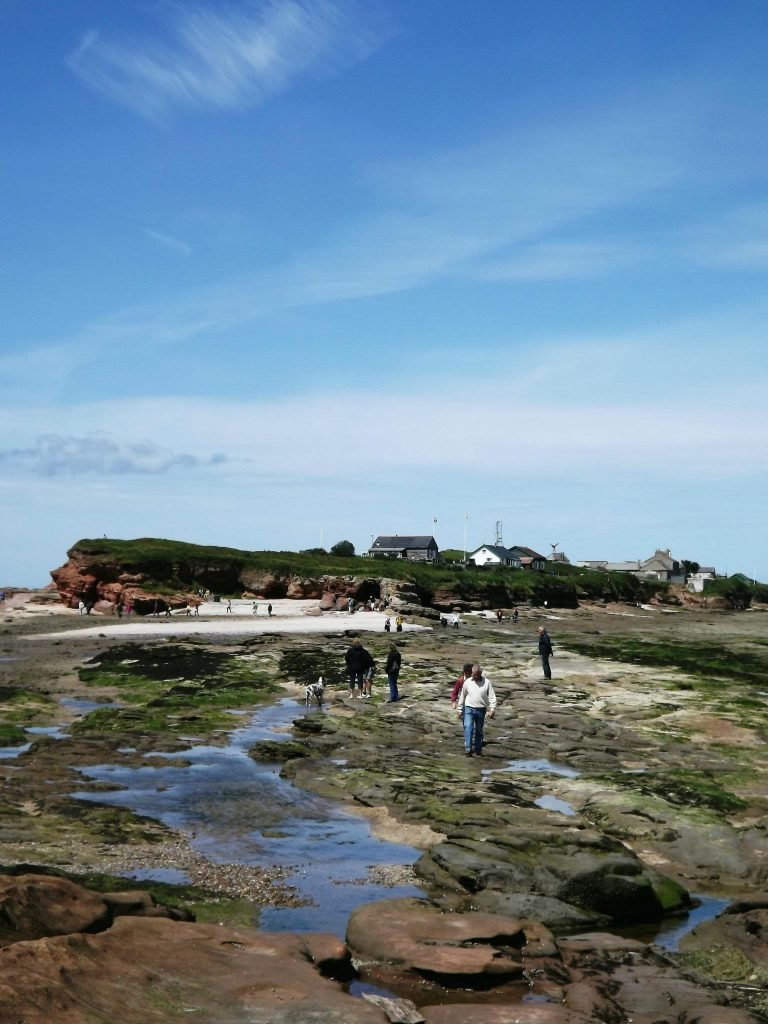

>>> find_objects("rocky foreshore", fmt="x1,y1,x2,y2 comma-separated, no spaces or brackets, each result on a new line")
0,601,766,1021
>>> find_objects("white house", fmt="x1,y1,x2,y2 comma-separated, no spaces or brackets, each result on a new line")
687,568,716,593
468,544,519,568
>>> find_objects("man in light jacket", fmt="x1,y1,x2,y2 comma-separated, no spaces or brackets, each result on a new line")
456,664,497,756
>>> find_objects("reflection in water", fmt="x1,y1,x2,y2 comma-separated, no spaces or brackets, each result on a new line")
617,895,731,951
74,698,422,936
0,743,31,760
483,758,581,779
27,725,68,740
534,794,577,816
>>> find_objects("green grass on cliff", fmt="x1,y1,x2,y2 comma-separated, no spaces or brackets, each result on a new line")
69,536,665,608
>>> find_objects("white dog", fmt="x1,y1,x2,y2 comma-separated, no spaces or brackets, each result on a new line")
305,675,325,707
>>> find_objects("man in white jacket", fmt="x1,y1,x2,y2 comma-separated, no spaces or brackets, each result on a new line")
456,664,497,756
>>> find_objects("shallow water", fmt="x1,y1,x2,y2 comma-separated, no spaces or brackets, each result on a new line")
73,698,423,936
534,794,577,816
0,742,31,759
483,757,581,779
614,894,730,951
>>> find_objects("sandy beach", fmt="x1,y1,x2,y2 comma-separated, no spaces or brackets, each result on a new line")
20,597,430,640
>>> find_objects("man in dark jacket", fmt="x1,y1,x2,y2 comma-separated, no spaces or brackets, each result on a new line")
538,626,554,679
345,638,374,699
385,643,402,703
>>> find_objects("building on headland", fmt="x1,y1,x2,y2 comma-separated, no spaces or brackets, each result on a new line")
576,548,717,587
368,535,439,562
468,544,518,568
468,544,547,571
686,567,716,592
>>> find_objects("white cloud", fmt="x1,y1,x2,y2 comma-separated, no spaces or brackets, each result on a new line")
474,241,637,281
68,0,388,118
684,202,768,270
143,228,192,255
0,434,227,476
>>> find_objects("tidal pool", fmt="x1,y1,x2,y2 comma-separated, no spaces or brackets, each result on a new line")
73,697,423,936
534,794,577,816
614,894,730,951
483,758,581,779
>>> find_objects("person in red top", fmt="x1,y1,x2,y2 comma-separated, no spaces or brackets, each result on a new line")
451,663,474,708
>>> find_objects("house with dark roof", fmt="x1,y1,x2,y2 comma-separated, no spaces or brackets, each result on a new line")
507,545,547,572
368,535,439,562
468,544,520,568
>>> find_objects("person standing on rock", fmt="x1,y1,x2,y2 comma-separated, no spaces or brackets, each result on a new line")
345,638,374,699
456,664,496,756
385,643,402,702
538,626,554,680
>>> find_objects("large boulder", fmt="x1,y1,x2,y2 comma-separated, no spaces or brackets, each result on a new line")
416,826,690,928
0,873,189,947
346,898,553,980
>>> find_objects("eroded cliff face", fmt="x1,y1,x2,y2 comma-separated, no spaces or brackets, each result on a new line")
49,547,439,616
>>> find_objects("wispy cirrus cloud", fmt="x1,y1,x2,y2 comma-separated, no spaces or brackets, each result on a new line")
684,202,768,270
0,434,227,476
68,0,387,118
143,228,192,255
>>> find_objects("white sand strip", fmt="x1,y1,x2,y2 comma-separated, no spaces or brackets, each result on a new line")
32,601,429,640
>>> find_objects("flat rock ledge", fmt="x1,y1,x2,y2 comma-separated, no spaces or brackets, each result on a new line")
1,878,766,1023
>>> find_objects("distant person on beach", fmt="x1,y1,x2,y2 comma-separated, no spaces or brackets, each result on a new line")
385,643,402,702
347,597,355,614
451,612,460,629
226,600,232,613
267,603,273,617
456,664,496,756
451,662,474,708
395,615,404,632
538,626,554,679
0,591,5,605
252,602,258,615
344,638,374,699
513,609,518,624
78,600,86,615
496,608,503,622
384,617,391,632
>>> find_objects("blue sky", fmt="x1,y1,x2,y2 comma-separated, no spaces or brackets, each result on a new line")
2,0,767,586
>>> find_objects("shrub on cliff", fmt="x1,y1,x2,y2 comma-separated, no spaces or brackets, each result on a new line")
330,540,355,557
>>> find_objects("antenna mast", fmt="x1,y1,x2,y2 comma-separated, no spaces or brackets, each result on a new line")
495,520,503,546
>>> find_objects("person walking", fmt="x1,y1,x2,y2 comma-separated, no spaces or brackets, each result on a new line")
395,615,404,632
344,638,374,699
226,600,232,613
451,612,460,629
267,603,273,617
538,625,554,679
450,662,474,708
385,643,402,702
456,664,496,756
